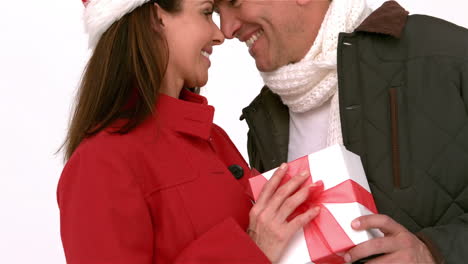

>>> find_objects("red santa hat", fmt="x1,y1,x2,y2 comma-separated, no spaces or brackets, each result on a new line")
81,0,153,49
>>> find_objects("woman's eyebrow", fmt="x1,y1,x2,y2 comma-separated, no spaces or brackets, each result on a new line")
199,0,215,6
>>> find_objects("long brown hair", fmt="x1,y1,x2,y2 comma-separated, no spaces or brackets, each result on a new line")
63,1,181,161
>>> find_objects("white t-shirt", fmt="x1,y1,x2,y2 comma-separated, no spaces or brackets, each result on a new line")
287,99,331,162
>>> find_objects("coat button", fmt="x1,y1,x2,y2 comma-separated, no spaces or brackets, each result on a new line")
228,164,244,180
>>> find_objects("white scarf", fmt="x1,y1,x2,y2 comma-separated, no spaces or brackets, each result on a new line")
261,0,371,146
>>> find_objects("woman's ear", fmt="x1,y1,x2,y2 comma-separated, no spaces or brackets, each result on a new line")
150,3,166,32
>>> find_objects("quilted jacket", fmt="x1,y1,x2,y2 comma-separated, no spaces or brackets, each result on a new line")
240,2,468,263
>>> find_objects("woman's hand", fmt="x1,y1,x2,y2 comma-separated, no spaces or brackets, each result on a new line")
247,163,321,262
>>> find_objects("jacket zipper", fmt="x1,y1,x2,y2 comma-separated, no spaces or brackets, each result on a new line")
389,88,401,188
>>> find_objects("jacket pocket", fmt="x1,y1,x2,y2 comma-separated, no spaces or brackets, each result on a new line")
389,84,415,189
144,141,201,194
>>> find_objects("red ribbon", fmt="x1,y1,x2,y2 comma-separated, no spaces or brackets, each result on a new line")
249,156,378,264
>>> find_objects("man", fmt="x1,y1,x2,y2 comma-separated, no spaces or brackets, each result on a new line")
216,0,468,263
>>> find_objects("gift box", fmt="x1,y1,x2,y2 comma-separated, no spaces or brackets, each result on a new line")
249,145,383,264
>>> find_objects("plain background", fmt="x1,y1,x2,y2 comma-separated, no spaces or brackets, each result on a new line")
0,0,466,263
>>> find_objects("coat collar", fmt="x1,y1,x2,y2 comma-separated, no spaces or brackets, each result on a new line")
355,0,409,39
155,89,215,141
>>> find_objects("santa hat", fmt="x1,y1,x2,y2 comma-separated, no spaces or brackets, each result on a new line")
81,0,154,49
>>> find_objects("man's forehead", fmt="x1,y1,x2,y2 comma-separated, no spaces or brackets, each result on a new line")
213,0,230,12
214,0,229,6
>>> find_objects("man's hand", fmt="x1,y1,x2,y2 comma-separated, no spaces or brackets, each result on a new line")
344,214,436,264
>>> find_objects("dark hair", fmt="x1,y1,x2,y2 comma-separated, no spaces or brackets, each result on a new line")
62,1,182,161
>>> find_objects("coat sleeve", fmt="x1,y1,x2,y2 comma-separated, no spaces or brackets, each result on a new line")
416,60,468,264
58,145,271,264
57,148,154,264
417,215,468,264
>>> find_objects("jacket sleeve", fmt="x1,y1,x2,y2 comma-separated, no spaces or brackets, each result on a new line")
247,128,266,173
416,61,468,264
417,216,468,264
58,147,270,264
57,149,154,264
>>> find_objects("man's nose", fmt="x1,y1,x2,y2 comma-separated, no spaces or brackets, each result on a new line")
219,10,241,39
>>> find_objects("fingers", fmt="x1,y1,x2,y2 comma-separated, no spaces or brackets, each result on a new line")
345,215,435,264
255,163,310,214
254,163,288,208
344,237,398,263
249,163,291,229
352,214,406,235
287,207,321,234
346,233,436,264
275,183,318,222
266,170,310,213
365,253,403,264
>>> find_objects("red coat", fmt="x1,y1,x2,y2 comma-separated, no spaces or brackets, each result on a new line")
57,90,270,263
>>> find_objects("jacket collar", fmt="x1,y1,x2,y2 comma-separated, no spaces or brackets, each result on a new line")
155,89,214,141
355,0,409,38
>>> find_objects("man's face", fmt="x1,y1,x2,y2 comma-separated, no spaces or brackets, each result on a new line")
216,0,330,72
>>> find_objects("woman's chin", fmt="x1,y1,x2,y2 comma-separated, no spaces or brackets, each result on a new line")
184,72,209,90
192,78,208,89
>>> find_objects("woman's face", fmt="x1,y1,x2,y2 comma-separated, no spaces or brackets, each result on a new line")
159,0,224,91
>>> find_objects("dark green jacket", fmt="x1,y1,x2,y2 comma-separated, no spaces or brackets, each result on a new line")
241,2,468,263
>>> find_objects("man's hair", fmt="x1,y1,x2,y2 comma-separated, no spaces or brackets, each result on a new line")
63,1,181,160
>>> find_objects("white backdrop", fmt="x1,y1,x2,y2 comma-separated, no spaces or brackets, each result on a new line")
0,1,466,263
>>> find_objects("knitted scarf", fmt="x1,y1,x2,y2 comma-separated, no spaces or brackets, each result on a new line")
260,0,371,146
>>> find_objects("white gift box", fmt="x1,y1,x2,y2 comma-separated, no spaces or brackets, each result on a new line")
249,145,383,264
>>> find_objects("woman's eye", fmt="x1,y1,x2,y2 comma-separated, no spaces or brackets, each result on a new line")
203,4,215,16
229,0,239,7
204,9,214,16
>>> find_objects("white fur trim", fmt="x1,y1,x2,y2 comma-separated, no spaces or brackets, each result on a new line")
84,0,151,49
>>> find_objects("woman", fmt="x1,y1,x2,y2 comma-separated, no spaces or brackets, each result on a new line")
58,0,320,263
